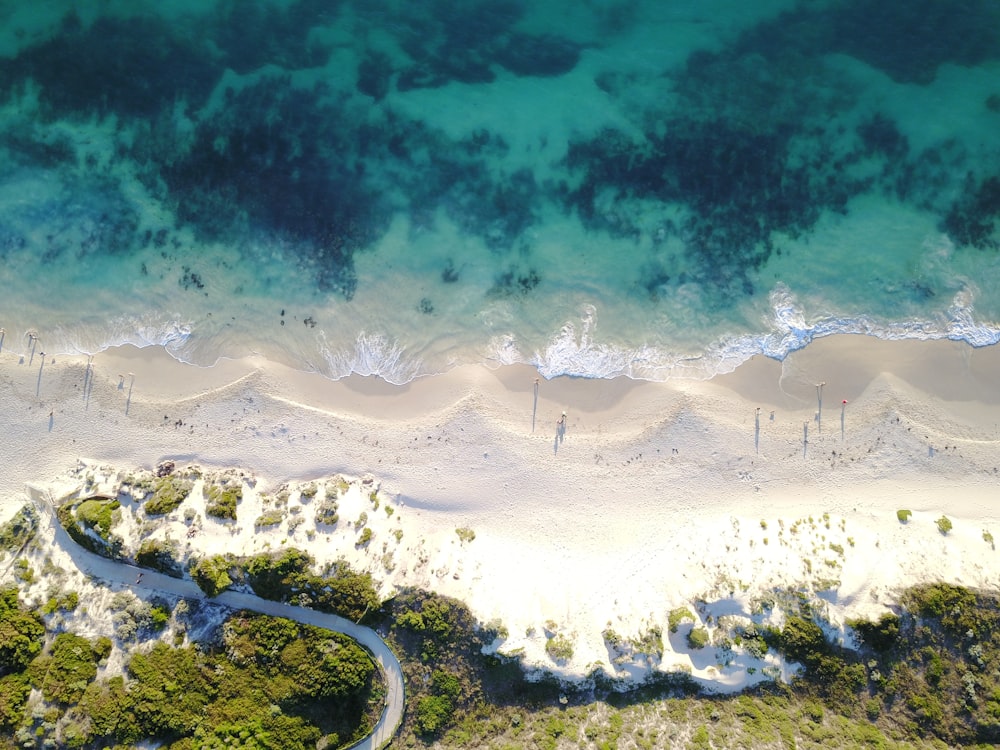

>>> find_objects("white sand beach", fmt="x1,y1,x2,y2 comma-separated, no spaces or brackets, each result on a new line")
3,334,1000,691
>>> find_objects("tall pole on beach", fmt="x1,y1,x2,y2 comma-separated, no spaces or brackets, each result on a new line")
532,377,539,433
36,352,45,397
815,382,825,433
27,332,38,366
755,407,761,454
125,373,135,415
0,327,5,353
841,400,847,440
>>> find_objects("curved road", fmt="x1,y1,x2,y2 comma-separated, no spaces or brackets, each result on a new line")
26,486,405,750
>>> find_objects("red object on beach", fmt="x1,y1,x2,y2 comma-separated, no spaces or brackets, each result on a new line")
842,400,848,404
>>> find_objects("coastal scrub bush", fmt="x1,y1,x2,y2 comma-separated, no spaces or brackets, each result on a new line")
356,527,373,547
0,505,38,551
545,635,574,663
848,612,900,652
254,510,284,529
315,495,339,526
75,498,119,540
144,477,194,516
897,509,912,523
240,550,379,621
299,482,318,500
455,527,476,543
0,587,44,675
28,632,101,704
58,498,124,558
687,627,710,650
936,515,953,535
190,555,233,597
669,607,695,633
205,482,242,520
136,539,183,577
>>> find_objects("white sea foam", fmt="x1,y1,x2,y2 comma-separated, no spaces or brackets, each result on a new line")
512,284,1000,383
317,331,425,384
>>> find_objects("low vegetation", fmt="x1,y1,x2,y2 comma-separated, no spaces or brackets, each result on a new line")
57,497,124,558
142,476,194,516
0,505,38,552
135,539,183,577
0,586,378,748
205,480,242,520
897,509,912,523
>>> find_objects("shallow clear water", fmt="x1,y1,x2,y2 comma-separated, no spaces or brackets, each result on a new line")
0,0,998,382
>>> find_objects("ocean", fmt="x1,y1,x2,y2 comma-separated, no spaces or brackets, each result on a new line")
0,0,998,383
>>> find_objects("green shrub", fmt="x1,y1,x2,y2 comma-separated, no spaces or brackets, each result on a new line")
356,527,373,547
416,694,454,735
314,496,339,526
190,556,233,597
936,515,952,535
75,498,120,539
205,483,241,520
455,527,476,543
0,587,44,674
29,633,101,704
254,510,284,528
687,627,710,650
136,539,182,577
0,505,38,551
545,635,574,662
299,483,318,500
669,607,695,633
849,612,900,652
897,509,912,523
144,477,194,516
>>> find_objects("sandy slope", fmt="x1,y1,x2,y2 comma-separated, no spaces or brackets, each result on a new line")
2,333,999,691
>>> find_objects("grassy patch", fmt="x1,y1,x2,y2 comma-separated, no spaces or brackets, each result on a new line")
897,509,912,523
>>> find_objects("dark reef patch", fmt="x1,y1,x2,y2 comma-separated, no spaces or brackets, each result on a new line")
942,174,1000,250
1,13,218,119
857,113,909,160
719,0,1000,86
825,0,1000,85
157,76,389,298
492,33,582,78
564,120,850,291
387,0,579,91
356,50,393,101
208,0,341,75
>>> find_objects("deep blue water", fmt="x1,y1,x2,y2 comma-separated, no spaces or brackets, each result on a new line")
0,0,999,381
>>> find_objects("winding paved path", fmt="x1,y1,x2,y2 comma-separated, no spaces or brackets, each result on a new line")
26,486,405,750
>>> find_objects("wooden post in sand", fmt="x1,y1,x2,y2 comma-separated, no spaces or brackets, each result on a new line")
815,382,825,433
841,400,847,440
755,407,761,454
125,373,135,415
36,352,45,397
532,377,539,433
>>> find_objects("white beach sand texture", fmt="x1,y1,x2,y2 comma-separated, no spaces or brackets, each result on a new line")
2,334,1000,691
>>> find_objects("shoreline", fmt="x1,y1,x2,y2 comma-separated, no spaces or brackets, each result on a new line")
4,333,1000,690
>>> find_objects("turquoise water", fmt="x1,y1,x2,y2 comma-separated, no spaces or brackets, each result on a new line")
0,0,998,382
